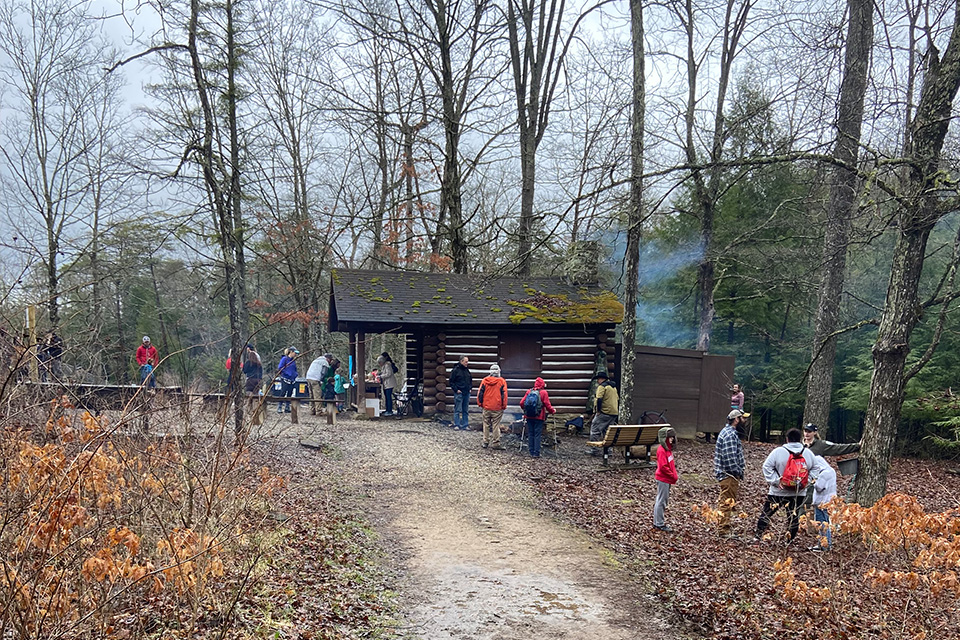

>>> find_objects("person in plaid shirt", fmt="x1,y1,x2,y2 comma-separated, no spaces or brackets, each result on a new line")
714,409,748,536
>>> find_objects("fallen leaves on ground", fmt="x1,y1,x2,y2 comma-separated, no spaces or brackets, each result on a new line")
496,438,960,640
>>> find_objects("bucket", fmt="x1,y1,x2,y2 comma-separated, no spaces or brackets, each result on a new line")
837,458,859,476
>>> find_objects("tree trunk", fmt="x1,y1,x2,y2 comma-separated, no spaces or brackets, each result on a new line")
857,5,960,505
188,0,246,437
516,134,536,275
403,124,416,265
90,190,104,379
114,277,127,383
681,0,752,352
431,0,468,272
374,74,389,259
225,0,248,437
857,229,931,504
620,0,645,424
46,218,60,329
803,0,873,431
695,236,715,352
506,0,572,277
442,122,466,272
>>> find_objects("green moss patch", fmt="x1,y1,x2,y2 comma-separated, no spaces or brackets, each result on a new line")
507,291,623,325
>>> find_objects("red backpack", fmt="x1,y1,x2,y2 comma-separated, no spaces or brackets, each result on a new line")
780,447,810,490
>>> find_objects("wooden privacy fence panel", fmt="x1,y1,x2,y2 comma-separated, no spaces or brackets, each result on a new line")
627,346,734,439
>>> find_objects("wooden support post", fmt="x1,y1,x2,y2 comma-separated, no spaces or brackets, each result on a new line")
357,330,367,412
349,330,357,409
326,401,337,426
291,399,300,424
248,396,264,426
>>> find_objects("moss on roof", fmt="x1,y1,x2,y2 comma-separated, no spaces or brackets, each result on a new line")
507,291,623,325
330,269,623,327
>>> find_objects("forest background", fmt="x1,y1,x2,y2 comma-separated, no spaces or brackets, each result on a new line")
3,0,960,484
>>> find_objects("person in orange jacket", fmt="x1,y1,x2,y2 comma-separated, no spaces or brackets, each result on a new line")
477,364,508,450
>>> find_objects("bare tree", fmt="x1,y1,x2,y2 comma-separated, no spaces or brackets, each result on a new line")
247,1,340,351
323,0,437,268
669,0,755,351
505,0,603,275
802,0,874,430
118,0,254,436
0,0,112,329
857,0,960,506
619,0,645,423
400,0,505,272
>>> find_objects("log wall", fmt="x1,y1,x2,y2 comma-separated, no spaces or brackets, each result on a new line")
436,329,613,415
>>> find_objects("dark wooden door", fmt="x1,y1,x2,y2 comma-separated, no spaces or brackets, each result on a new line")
498,332,541,374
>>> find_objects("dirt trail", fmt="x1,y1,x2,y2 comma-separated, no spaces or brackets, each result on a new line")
296,416,674,640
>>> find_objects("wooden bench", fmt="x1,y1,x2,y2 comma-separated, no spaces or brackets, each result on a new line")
255,396,338,426
588,424,666,466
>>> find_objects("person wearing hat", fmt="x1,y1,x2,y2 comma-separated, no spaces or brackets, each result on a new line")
801,423,861,512
714,409,748,537
588,371,619,454
477,364,508,450
135,336,159,388
276,347,300,413
802,423,862,457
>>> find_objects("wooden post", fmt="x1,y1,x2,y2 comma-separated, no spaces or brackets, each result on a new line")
248,396,264,426
326,400,337,426
357,330,366,412
349,330,357,408
291,398,300,424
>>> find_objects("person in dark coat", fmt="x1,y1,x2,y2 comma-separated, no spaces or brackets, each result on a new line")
242,344,263,395
449,355,473,430
39,332,63,381
801,423,861,511
377,352,398,416
276,347,299,413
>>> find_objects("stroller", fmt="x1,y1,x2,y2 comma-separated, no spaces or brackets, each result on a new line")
392,381,424,418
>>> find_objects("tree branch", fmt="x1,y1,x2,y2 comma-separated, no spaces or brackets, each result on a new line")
104,43,189,74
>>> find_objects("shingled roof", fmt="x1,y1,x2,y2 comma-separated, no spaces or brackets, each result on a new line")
329,269,623,332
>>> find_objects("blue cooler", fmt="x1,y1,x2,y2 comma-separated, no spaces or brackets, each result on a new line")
271,377,311,398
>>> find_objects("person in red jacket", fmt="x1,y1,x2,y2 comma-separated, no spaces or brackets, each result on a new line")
520,377,556,458
477,364,508,450
136,335,159,388
654,427,678,532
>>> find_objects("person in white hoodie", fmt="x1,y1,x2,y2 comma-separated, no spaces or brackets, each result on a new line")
305,353,332,415
755,428,824,543
810,455,837,551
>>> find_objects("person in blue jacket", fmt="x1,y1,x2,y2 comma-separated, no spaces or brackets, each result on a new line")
276,347,299,413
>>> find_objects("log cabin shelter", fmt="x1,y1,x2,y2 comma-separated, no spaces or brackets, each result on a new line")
328,269,623,416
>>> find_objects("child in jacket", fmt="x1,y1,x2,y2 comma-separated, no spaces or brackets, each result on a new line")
811,455,837,551
654,427,678,531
